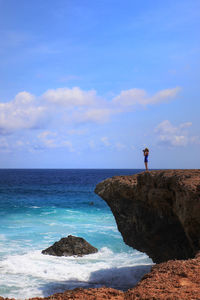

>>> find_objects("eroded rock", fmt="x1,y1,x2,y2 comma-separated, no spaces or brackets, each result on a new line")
95,170,200,263
42,235,98,257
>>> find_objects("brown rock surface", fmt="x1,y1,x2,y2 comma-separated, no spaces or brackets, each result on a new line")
95,169,200,263
125,252,200,300
30,287,124,300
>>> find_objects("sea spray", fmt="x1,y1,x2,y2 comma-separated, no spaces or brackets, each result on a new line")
1,248,151,299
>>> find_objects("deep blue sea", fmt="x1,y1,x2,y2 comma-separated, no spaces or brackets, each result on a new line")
0,169,152,299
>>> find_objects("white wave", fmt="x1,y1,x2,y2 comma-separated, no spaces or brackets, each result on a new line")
41,210,57,215
47,223,58,226
0,234,7,240
0,247,152,299
29,206,41,209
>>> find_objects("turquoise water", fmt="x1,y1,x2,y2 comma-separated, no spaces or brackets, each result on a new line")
0,169,152,299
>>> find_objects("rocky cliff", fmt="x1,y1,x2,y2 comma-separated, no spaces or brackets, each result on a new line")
95,169,200,263
1,170,200,299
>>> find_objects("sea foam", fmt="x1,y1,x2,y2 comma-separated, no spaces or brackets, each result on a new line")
0,247,152,299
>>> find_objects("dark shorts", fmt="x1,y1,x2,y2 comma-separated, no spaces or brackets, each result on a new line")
144,156,148,163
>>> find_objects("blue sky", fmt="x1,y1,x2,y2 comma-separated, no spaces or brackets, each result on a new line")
0,0,199,168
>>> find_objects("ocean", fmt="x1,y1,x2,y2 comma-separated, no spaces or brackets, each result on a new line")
0,169,152,299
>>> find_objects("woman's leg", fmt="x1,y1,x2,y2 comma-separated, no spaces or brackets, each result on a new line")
145,162,148,171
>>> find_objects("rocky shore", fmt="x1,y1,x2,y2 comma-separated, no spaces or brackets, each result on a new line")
95,169,200,263
1,170,200,299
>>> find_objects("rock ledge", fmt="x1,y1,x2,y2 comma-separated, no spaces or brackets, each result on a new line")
42,235,98,257
95,169,200,263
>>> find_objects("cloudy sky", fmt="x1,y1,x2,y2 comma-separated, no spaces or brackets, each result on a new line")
0,0,199,168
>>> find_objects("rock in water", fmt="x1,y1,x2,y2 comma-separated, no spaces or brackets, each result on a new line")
95,169,200,263
42,235,98,257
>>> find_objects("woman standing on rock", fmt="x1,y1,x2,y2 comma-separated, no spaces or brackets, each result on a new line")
143,148,149,171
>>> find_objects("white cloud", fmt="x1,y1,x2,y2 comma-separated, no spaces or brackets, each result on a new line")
41,87,112,124
67,129,87,135
61,140,75,152
113,87,181,108
38,131,57,139
0,86,181,137
14,91,35,105
149,87,181,105
0,92,46,134
42,87,97,107
42,138,57,148
100,138,127,151
159,134,187,146
0,137,10,152
156,120,178,135
179,122,192,129
37,130,74,151
101,137,111,147
155,120,197,147
113,89,147,106
190,136,200,144
73,108,111,124
38,131,58,148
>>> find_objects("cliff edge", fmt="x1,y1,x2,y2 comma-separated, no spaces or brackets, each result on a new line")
95,169,200,263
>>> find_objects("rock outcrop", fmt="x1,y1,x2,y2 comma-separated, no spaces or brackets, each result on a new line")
95,170,200,263
42,235,98,257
